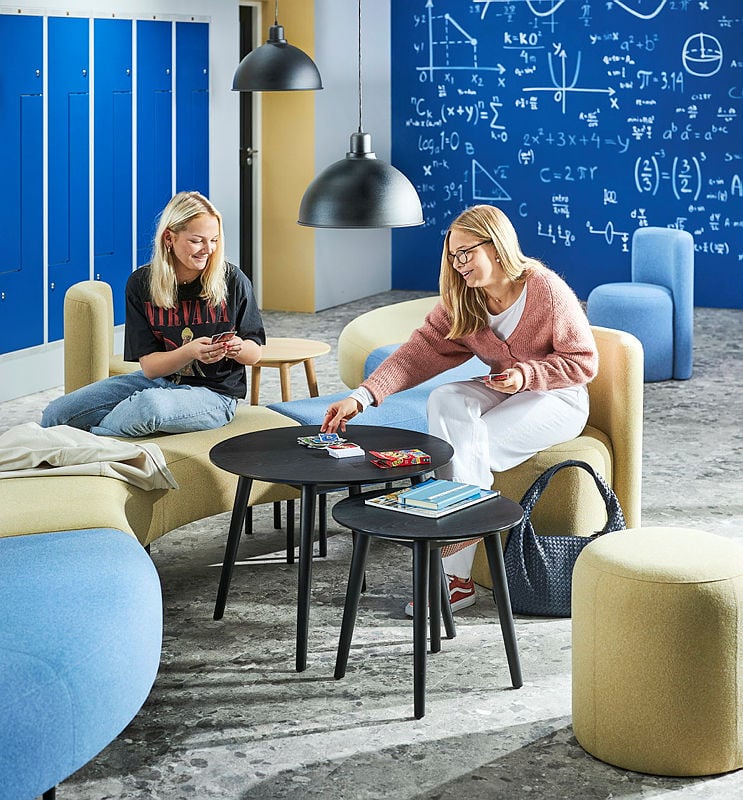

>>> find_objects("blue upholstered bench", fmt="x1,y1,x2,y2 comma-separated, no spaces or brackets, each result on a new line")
268,344,488,430
0,528,162,799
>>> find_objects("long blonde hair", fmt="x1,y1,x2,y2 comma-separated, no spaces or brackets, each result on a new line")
148,191,227,309
439,204,542,339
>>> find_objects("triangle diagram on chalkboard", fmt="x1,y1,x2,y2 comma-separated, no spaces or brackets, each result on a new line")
472,159,511,202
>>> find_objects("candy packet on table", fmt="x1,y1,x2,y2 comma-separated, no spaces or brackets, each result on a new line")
369,448,431,468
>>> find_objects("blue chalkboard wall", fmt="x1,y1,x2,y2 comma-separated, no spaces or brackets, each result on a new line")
391,0,742,308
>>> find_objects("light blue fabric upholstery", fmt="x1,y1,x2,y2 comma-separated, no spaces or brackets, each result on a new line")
586,227,694,381
0,528,162,800
268,348,488,432
586,283,674,381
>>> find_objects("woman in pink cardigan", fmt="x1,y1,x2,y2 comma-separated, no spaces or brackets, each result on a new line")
322,204,598,615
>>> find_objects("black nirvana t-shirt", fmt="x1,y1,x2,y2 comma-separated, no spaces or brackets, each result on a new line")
123,263,265,399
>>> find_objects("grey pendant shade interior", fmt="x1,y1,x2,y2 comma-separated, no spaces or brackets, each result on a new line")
297,1,423,228
232,2,322,92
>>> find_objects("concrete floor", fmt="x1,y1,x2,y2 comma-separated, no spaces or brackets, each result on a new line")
2,292,741,799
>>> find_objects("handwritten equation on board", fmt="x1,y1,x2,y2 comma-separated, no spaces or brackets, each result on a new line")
391,0,742,306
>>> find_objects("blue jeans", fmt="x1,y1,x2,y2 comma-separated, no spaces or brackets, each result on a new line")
41,372,237,437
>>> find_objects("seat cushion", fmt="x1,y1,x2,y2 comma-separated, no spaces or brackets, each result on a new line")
269,388,431,433
270,348,490,433
0,528,162,799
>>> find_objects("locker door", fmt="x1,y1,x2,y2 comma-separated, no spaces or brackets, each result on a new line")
94,18,133,324
175,21,209,196
0,14,43,354
137,20,172,268
47,16,90,342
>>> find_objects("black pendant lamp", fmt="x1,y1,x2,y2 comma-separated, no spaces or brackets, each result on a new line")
232,0,322,92
297,0,423,228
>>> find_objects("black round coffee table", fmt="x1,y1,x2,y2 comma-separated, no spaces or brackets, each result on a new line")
209,425,454,671
331,487,524,719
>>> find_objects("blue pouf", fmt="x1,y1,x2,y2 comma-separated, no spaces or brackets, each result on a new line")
0,528,162,800
587,282,674,382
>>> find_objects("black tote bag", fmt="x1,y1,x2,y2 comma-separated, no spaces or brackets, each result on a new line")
503,459,626,617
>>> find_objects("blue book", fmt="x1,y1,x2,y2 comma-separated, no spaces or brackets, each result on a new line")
399,479,481,510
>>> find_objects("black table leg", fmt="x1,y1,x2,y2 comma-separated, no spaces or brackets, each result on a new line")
429,548,442,654
296,484,317,672
335,532,371,679
440,554,456,640
285,499,295,564
214,476,253,620
412,540,430,719
348,486,367,593
318,492,328,557
484,533,523,689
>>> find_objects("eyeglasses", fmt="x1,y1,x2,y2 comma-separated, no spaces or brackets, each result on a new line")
447,239,490,267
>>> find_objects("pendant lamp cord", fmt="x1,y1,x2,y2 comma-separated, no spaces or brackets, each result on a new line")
274,0,279,25
357,0,363,133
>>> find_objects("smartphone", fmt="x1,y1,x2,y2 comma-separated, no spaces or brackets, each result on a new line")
211,331,236,343
472,373,508,382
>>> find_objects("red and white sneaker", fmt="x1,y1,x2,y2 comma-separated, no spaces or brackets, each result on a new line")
404,574,476,618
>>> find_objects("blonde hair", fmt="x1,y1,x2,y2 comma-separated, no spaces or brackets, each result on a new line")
439,204,543,339
148,191,227,308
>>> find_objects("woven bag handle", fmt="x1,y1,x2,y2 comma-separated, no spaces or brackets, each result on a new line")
519,459,626,534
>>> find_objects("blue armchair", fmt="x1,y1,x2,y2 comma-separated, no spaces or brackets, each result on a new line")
586,227,694,381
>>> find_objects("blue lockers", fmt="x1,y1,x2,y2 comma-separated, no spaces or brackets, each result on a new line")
94,18,133,324
0,13,209,355
176,21,209,196
0,15,43,354
136,20,173,269
47,16,90,342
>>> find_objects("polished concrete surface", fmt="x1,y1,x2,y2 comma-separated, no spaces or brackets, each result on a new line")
2,291,741,799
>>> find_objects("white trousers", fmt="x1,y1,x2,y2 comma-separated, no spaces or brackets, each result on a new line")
427,380,589,578
427,380,589,490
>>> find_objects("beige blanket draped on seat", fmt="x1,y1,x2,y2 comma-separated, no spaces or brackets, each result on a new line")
0,422,179,490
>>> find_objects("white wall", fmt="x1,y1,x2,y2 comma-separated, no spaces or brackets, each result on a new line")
312,0,392,311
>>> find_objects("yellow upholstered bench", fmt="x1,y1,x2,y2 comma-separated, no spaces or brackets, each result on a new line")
572,527,743,776
0,280,300,546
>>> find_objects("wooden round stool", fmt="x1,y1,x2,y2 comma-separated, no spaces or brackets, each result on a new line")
250,337,331,405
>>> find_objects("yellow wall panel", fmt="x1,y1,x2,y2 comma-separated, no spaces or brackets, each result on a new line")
260,0,316,312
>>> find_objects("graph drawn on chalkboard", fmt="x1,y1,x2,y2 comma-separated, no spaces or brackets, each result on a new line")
391,0,742,308
417,2,509,81
522,48,617,115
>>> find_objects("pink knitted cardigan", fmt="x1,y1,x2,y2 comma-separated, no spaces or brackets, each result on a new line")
362,265,598,406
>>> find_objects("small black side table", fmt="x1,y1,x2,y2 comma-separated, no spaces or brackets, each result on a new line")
209,425,453,672
332,487,525,719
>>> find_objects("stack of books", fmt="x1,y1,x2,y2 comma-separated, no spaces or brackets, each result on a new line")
364,478,500,518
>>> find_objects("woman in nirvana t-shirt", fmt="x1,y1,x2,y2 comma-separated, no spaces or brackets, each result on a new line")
42,191,265,437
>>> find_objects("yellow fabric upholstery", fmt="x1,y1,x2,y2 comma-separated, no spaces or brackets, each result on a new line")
0,280,300,546
63,280,139,393
336,296,644,588
572,527,743,776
